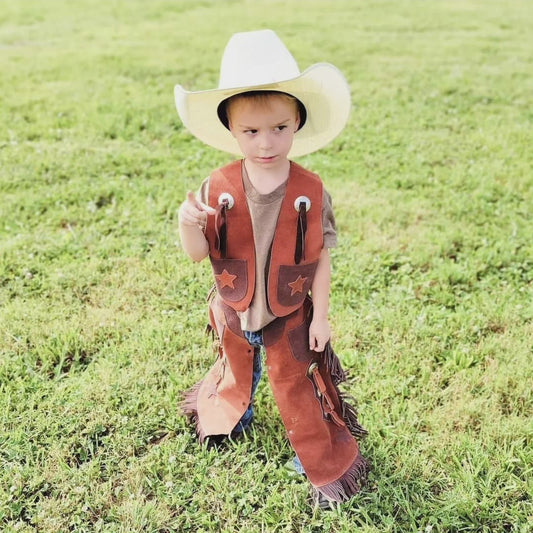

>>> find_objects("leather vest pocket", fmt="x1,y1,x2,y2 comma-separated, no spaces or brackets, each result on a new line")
277,262,318,308
211,258,247,302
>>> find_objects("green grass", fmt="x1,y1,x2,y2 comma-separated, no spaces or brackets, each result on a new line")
1,0,532,531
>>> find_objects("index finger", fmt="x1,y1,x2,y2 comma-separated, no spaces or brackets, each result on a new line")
186,191,216,215
186,190,201,207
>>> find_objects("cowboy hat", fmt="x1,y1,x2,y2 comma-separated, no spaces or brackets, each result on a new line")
174,29,351,157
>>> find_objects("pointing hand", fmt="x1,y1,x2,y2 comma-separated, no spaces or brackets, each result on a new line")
179,191,216,229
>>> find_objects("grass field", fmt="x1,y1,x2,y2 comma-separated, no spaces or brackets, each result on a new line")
1,0,532,531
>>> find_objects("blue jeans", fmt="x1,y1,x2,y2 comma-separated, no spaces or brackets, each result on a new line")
232,330,263,433
233,330,305,475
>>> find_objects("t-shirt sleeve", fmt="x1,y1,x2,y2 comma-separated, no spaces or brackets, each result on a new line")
322,188,337,249
198,177,209,205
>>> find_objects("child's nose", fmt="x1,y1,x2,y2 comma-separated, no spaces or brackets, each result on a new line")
259,132,273,149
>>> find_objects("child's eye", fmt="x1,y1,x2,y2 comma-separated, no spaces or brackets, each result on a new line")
244,129,257,135
274,125,287,132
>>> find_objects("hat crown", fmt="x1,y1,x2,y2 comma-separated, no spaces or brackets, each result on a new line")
218,29,301,89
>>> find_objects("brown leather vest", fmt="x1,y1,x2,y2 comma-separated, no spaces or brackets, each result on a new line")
205,160,324,317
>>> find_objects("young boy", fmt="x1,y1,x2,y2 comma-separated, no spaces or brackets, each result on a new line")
175,29,369,509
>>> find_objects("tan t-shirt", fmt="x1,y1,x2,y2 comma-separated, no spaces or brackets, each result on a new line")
199,164,336,331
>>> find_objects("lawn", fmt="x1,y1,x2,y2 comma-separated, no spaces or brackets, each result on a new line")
1,0,532,531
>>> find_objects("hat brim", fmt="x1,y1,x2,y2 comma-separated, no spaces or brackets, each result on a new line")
174,63,351,158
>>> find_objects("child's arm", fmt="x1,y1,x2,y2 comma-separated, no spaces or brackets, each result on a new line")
178,191,215,262
309,248,332,351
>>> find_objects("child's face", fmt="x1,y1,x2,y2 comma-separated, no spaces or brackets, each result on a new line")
227,95,300,171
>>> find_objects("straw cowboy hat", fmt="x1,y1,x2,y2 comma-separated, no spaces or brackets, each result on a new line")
174,29,351,157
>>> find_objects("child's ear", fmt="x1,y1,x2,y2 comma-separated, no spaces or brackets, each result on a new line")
294,113,301,132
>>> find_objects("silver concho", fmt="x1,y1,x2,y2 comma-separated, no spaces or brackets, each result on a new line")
218,192,235,209
294,195,311,212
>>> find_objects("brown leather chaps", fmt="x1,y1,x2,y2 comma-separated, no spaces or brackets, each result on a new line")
182,295,369,502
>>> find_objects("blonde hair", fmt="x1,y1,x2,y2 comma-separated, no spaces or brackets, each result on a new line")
218,91,307,130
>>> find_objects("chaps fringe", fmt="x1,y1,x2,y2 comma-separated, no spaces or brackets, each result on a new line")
338,391,368,439
315,452,370,503
323,342,368,440
323,342,347,385
180,380,207,443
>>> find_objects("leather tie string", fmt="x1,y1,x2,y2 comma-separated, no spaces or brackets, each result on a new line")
294,201,307,264
308,363,346,428
215,199,228,258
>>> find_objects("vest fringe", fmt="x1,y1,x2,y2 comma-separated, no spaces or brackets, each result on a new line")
180,380,207,443
315,452,370,502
